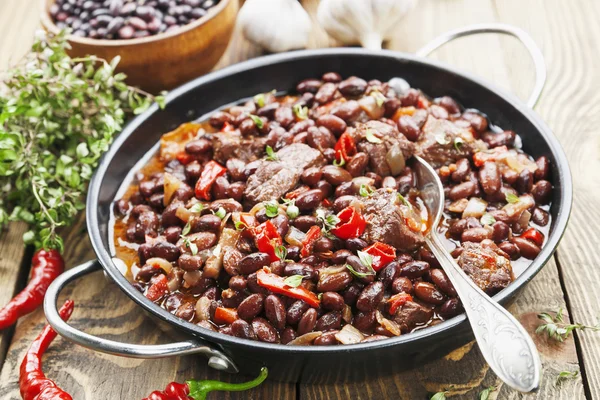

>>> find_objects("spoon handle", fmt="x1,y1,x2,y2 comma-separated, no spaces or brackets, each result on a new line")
426,234,541,392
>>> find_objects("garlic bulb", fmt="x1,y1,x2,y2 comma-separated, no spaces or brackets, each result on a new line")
238,0,312,53
317,0,416,50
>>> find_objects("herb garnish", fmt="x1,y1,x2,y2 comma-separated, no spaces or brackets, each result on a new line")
253,90,276,108
454,137,465,152
357,250,374,270
0,30,164,250
397,193,412,209
265,145,278,161
365,129,382,143
536,307,600,342
370,90,386,107
478,386,496,400
556,370,578,385
214,207,226,220
480,213,496,226
264,202,279,218
430,390,448,400
344,262,375,278
505,193,520,204
292,104,308,120
249,114,264,129
234,220,248,231
283,275,303,288
284,200,299,219
181,221,192,236
274,245,290,262
333,157,346,167
359,184,374,197
316,209,339,235
190,203,204,214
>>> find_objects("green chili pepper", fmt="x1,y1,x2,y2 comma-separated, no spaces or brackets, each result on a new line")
187,367,268,400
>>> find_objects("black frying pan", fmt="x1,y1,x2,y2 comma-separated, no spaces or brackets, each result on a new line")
44,24,572,383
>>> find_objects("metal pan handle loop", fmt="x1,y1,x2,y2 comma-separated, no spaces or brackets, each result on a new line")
416,23,546,108
43,260,238,373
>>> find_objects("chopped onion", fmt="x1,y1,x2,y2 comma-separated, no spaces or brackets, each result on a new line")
175,206,192,223
288,331,322,346
163,172,182,206
146,257,173,273
375,311,401,337
167,269,183,292
342,304,353,324
385,144,406,176
285,226,306,247
195,296,212,321
358,95,385,120
517,210,532,232
112,257,129,277
335,324,364,345
204,228,239,279
448,199,469,214
503,194,535,219
462,198,488,218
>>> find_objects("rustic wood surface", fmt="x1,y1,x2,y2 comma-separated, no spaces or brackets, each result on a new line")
0,0,598,398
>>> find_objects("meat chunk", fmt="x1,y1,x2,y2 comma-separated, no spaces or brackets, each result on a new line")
361,188,425,251
415,115,487,168
457,239,514,294
244,144,326,205
353,121,415,176
393,301,434,333
211,131,266,164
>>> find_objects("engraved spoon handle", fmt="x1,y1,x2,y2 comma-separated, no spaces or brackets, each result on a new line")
426,233,541,392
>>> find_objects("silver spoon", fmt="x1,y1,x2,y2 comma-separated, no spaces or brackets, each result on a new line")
412,156,541,392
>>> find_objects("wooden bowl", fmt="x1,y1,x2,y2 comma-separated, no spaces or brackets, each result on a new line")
41,0,238,93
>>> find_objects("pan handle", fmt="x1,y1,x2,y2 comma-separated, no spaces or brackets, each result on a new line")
416,23,546,109
43,260,238,373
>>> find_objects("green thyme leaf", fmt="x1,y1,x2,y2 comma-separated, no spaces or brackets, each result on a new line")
283,275,304,288
430,391,447,400
292,103,308,120
505,193,520,204
274,245,288,261
454,137,465,152
480,213,496,226
365,129,382,143
215,207,226,220
357,250,373,270
190,203,204,214
265,145,278,161
249,114,264,129
536,308,600,342
435,134,450,145
316,209,340,234
479,386,496,400
264,202,279,218
344,263,375,278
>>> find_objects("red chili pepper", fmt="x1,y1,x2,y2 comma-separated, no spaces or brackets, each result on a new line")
176,151,194,165
194,161,227,201
472,146,508,167
145,274,169,302
214,307,238,325
141,368,268,400
363,242,397,272
330,206,366,240
221,121,235,132
387,293,413,315
521,227,545,247
321,198,332,208
20,300,74,400
252,220,283,261
0,249,64,330
334,132,356,163
284,185,310,200
239,213,258,229
300,225,322,257
256,269,320,308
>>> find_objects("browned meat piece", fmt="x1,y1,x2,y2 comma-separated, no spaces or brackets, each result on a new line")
352,121,415,176
211,131,266,164
361,188,425,251
457,239,514,294
393,301,434,333
244,144,326,205
415,115,487,168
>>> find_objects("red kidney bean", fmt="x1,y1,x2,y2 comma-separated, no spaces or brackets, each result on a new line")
511,237,541,259
346,152,369,177
317,114,347,136
439,298,462,319
227,182,246,202
345,237,368,252
330,196,353,213
317,269,353,292
163,226,182,244
479,161,501,195
342,282,363,306
399,261,430,279
356,282,385,312
314,331,338,345
492,221,510,242
461,111,488,133
207,110,232,128
223,248,243,276
332,100,361,122
516,169,533,194
264,295,286,329
451,158,471,183
314,237,335,253
292,215,318,232
238,252,270,275
192,214,221,232
237,294,264,321
286,300,310,325
301,167,323,186
396,116,419,142
316,311,342,331
414,282,446,305
321,165,352,186
315,82,337,104
437,96,461,115
136,264,159,282
295,189,324,210
321,292,345,311
377,261,400,289
345,255,375,284
448,181,477,200
322,72,342,82
330,249,352,265
270,214,289,238
448,219,467,238
397,253,414,265
462,227,492,243
297,308,318,335
429,269,457,297
280,328,297,344
307,126,336,152
297,79,322,94
289,119,315,136
353,310,377,333
221,289,245,308
531,180,552,204
534,156,550,181
498,242,520,260
482,130,516,148
532,207,550,226
184,161,202,183
257,102,279,118
211,176,229,200
178,254,203,271
185,138,212,154
284,263,316,280
228,275,247,291
231,319,257,340
500,169,518,186
429,105,449,119
381,176,397,189
339,77,367,97
252,318,279,343
334,181,355,198
150,241,180,262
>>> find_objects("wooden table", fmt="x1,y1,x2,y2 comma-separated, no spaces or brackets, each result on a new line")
1,0,599,398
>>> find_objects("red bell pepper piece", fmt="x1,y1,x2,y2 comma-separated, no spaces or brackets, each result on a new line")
194,160,227,200
521,227,545,247
214,307,238,325
472,146,508,167
253,220,283,261
256,269,320,308
388,293,413,315
334,132,357,163
285,185,311,200
331,206,366,240
221,121,235,132
301,225,322,257
363,242,397,271
176,151,194,165
145,274,168,302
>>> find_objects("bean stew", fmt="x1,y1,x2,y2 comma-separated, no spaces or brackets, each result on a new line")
111,73,552,345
